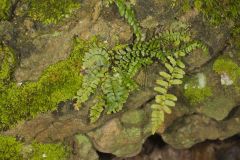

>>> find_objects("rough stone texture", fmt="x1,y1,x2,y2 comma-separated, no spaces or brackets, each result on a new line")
113,137,240,160
162,113,240,149
120,109,146,127
72,134,99,160
87,118,145,157
10,0,132,82
1,0,240,159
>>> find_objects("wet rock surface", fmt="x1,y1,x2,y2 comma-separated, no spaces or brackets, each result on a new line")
1,0,240,159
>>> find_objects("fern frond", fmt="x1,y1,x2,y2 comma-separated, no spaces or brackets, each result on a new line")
102,73,130,114
75,47,109,108
73,22,209,125
89,94,105,123
114,0,142,41
151,55,185,133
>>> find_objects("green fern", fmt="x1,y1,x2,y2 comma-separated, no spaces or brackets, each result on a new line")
75,46,109,108
74,22,209,127
90,94,105,123
151,39,208,133
104,0,142,41
151,56,185,133
102,73,130,114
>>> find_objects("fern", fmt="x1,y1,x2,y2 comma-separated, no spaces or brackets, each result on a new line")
102,73,130,114
89,94,105,123
104,0,142,41
75,46,109,108
151,55,185,133
151,39,208,133
74,22,209,127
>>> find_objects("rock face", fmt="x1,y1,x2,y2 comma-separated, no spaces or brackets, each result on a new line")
87,109,150,157
71,134,99,160
1,0,240,159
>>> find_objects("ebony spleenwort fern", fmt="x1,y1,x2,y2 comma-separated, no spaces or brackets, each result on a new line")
89,94,105,123
75,46,109,108
104,0,142,41
74,22,209,132
151,55,185,133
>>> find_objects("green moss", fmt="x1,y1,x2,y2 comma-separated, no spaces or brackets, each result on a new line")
26,0,80,24
31,143,69,160
0,135,23,160
0,0,11,20
0,43,16,90
184,86,213,105
0,38,94,130
213,58,240,84
176,0,240,25
0,135,69,160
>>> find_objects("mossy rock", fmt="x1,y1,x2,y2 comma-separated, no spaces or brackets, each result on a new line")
200,95,236,121
0,38,89,130
0,135,69,160
120,109,146,127
25,0,80,24
74,134,99,160
213,57,240,85
183,73,213,105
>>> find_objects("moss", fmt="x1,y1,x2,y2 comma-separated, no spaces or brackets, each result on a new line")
0,43,16,90
26,0,80,24
175,0,240,25
0,0,11,20
0,135,69,160
183,73,212,105
213,57,240,84
0,135,23,160
31,143,69,160
0,38,97,130
184,86,213,105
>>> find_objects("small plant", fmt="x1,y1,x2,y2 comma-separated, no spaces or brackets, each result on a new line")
74,22,209,133
104,0,142,41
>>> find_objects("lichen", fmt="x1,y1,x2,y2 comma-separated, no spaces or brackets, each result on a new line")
26,0,80,24
0,0,11,20
0,38,96,130
213,57,240,85
184,73,213,105
0,135,69,160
